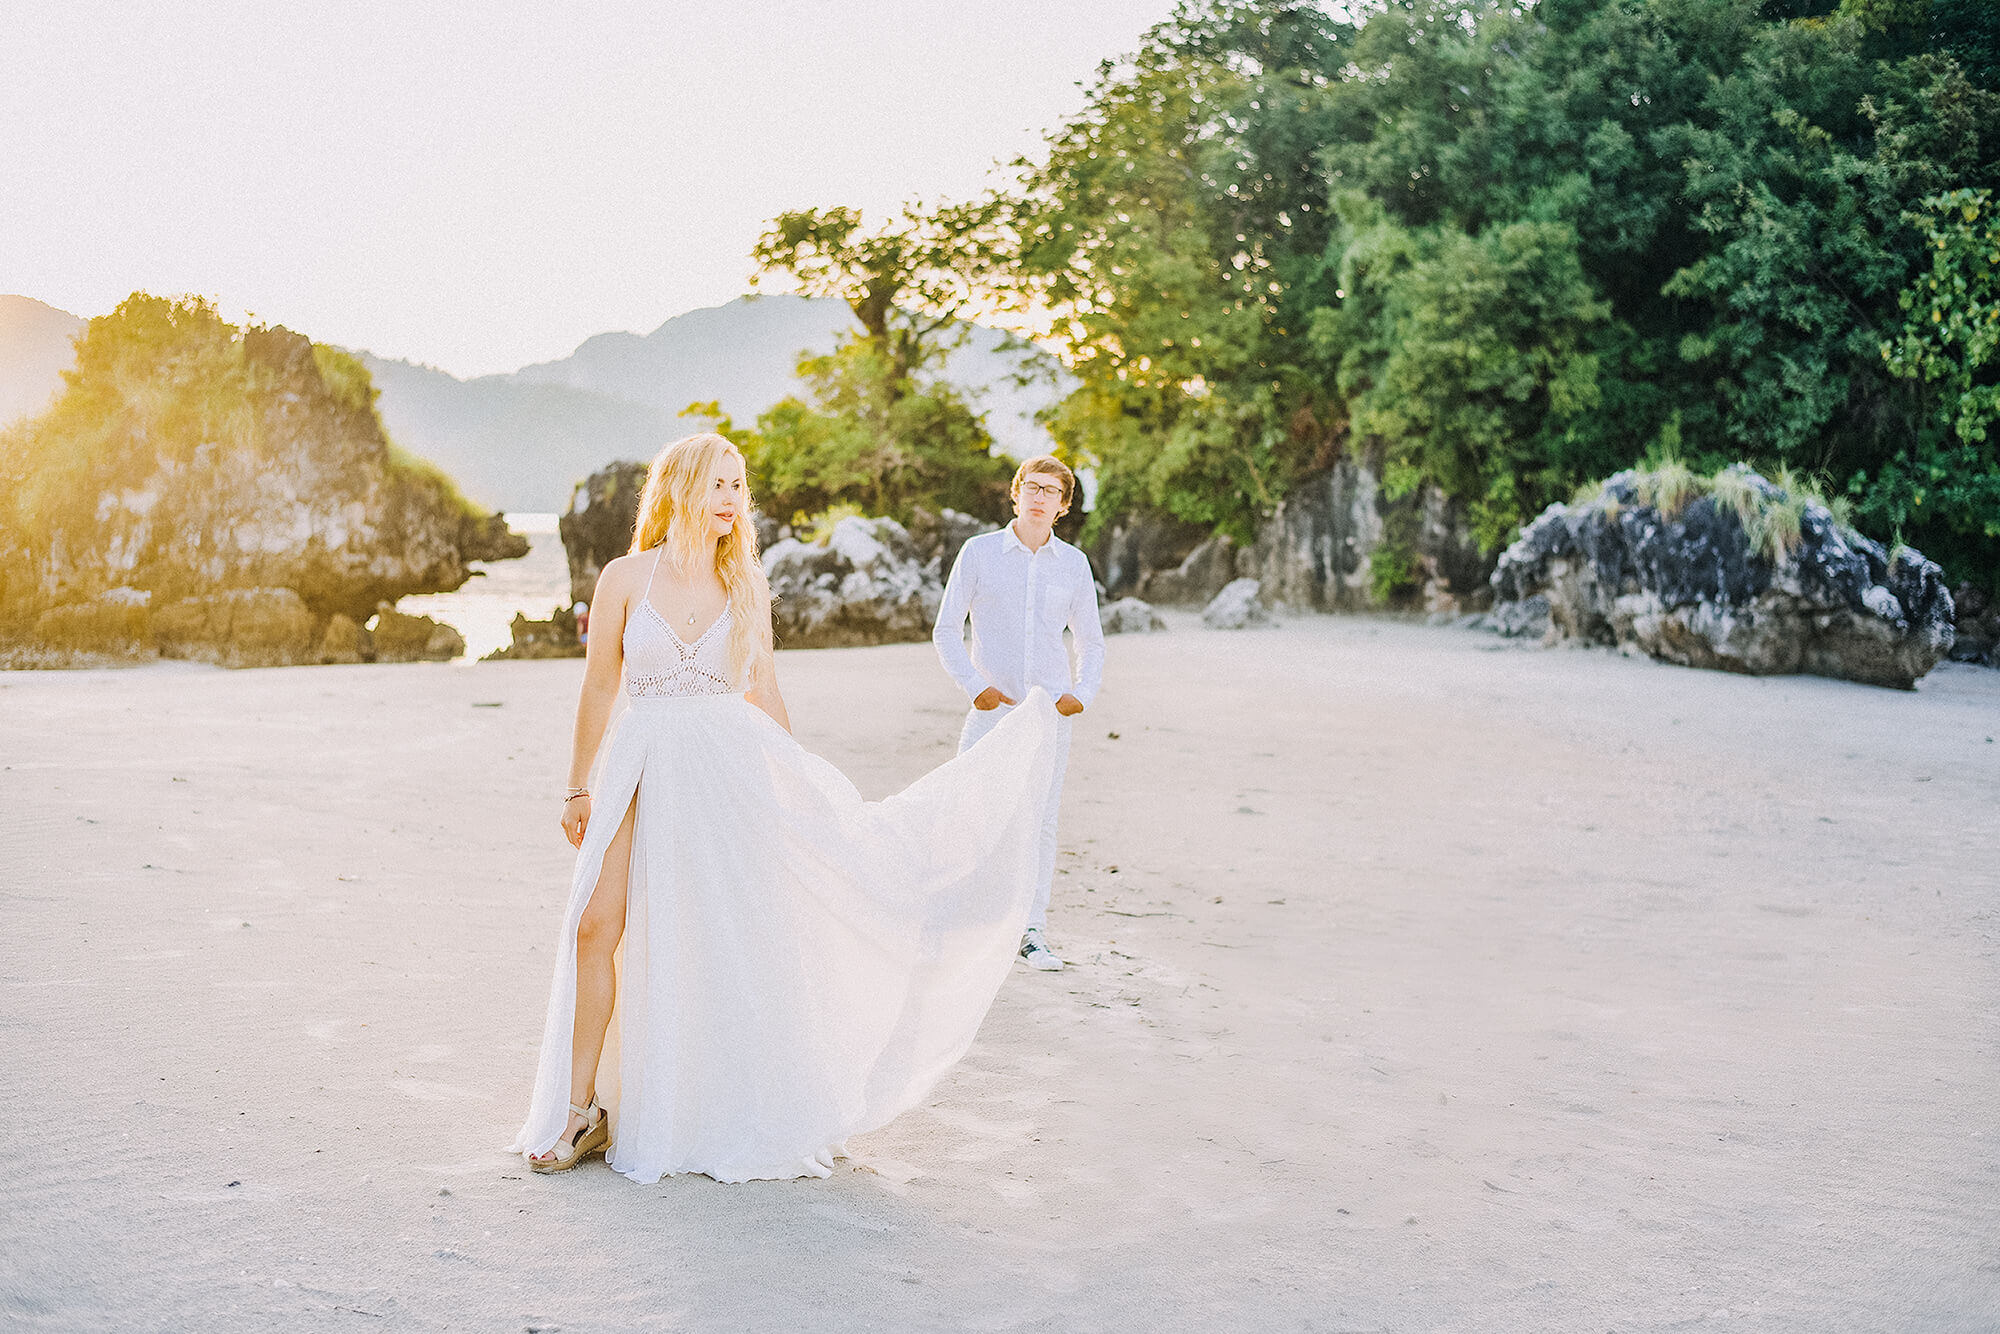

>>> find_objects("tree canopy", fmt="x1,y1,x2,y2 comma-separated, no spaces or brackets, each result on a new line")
743,205,1020,527
985,0,2000,588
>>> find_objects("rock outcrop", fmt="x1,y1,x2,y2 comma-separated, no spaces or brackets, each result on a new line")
1947,583,1999,667
318,614,369,665
30,589,153,659
1252,464,1488,613
906,507,998,582
1488,467,1955,689
1202,578,1273,630
1100,597,1167,634
369,607,466,664
555,465,998,651
0,295,523,666
152,588,320,669
1097,513,1212,599
1486,594,1551,640
558,462,649,608
1140,534,1245,608
764,517,941,649
485,606,585,661
1109,460,1492,613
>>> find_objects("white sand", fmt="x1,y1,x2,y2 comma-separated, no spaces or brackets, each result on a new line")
2,615,1996,1331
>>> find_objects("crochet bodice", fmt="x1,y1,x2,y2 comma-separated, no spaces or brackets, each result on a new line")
624,599,740,697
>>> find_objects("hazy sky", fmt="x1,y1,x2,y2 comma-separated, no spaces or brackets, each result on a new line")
3,2,1173,377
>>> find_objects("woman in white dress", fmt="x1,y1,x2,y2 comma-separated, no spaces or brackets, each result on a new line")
511,433,1060,1184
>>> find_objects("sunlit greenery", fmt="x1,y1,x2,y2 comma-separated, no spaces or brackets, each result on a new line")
970,0,1999,589
744,207,1019,525
0,293,484,619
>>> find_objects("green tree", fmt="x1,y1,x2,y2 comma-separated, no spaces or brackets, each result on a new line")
751,201,1005,388
983,0,2000,587
747,202,1020,525
1003,0,1357,540
1863,187,2000,588
714,340,1014,527
1314,199,1610,549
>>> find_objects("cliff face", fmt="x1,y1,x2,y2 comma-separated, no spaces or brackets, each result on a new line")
1101,460,1492,614
0,294,524,665
558,462,650,608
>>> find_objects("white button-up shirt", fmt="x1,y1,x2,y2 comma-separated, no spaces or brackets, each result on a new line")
933,522,1105,708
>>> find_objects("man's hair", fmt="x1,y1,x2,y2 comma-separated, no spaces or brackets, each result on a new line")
1011,455,1076,509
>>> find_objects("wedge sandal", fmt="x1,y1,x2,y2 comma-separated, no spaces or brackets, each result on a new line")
529,1099,608,1174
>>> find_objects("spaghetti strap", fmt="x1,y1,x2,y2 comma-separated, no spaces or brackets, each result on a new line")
640,545,665,607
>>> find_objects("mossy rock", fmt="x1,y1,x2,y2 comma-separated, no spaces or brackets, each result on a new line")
155,588,318,668
371,607,465,663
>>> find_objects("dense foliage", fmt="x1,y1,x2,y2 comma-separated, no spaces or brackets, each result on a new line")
991,0,2000,588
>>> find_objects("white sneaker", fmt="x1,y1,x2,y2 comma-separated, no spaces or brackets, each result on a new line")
1019,928,1064,971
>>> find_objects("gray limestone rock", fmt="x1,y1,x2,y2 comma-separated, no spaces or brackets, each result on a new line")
1141,535,1245,608
1488,468,1955,688
559,462,650,608
484,606,584,661
908,507,999,582
1098,460,1492,613
1100,597,1167,634
1094,513,1210,599
1947,583,1998,667
1201,578,1273,630
765,516,941,648
1488,595,1551,639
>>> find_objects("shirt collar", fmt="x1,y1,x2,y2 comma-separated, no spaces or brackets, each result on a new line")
1003,521,1064,556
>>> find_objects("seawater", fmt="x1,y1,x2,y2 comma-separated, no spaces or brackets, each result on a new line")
396,512,572,661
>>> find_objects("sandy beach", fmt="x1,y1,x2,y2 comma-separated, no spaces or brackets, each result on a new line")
2,614,1996,1332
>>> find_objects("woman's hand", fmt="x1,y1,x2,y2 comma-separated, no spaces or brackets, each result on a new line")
1055,693,1084,717
562,794,591,848
973,685,1018,711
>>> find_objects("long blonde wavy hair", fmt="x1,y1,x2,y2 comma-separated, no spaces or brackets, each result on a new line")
628,433,772,683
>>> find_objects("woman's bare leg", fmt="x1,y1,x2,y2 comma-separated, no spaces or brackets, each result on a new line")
533,796,635,1159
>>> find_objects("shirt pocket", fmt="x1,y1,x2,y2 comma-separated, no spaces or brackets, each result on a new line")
1034,571,1078,632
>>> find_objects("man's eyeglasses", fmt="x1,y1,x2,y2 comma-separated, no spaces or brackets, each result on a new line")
1019,481,1065,501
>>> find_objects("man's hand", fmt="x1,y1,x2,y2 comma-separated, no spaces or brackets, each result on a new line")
973,686,1018,711
1055,694,1084,717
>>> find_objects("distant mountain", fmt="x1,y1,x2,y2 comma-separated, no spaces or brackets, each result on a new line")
359,294,1066,513
354,357,678,516
0,295,85,424
3,291,1067,514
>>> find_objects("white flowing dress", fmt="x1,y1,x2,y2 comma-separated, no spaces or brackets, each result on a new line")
510,582,1060,1184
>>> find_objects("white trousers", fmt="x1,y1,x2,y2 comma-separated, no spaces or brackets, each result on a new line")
958,703,1072,932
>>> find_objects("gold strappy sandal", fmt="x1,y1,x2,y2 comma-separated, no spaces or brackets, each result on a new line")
529,1099,608,1174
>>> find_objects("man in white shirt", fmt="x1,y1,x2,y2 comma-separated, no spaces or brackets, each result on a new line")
933,456,1104,971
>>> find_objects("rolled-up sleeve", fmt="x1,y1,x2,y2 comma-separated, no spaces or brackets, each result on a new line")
932,542,986,701
1068,552,1105,708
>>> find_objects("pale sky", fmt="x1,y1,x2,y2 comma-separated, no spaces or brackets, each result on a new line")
2,2,1173,378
